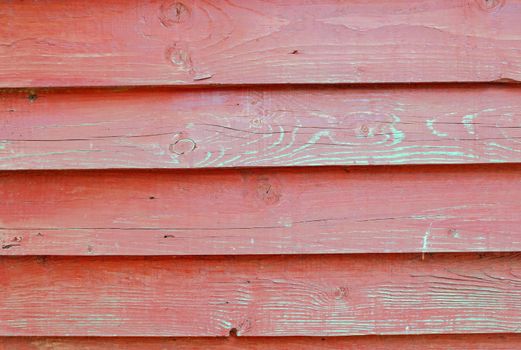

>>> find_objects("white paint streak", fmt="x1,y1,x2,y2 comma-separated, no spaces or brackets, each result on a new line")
422,223,433,259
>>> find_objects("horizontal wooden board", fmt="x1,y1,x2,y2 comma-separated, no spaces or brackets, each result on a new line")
2,85,521,169
1,165,521,255
1,0,521,87
1,253,521,336
3,334,521,349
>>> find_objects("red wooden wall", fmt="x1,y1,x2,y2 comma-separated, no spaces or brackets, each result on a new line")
2,0,521,348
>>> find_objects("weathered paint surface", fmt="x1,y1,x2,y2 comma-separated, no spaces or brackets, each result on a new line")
1,0,521,87
1,165,520,255
2,0,521,346
3,334,521,350
2,85,521,169
1,253,520,336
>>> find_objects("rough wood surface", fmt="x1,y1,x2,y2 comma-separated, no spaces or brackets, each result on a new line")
2,334,521,349
1,165,521,255
1,0,521,87
1,253,521,336
2,85,521,169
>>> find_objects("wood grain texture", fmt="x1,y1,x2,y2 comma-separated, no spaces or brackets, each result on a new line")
3,334,521,349
2,85,521,169
1,0,521,87
1,165,521,255
1,253,521,336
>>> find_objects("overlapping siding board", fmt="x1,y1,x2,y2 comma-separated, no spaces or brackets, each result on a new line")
1,0,521,348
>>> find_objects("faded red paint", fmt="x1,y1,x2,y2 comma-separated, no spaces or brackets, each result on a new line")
1,85,521,169
1,0,520,347
1,254,520,336
1,0,520,87
1,164,520,255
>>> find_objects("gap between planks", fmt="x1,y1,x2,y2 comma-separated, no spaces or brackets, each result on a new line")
2,334,521,349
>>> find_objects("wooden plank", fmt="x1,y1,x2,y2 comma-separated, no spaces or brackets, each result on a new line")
1,253,521,336
1,165,521,256
3,334,521,349
1,0,521,88
2,85,521,169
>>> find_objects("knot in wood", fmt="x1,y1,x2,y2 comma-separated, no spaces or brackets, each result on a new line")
476,0,504,11
250,117,263,128
169,138,196,155
360,124,370,136
256,178,281,205
159,1,190,27
166,46,193,71
334,286,349,300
